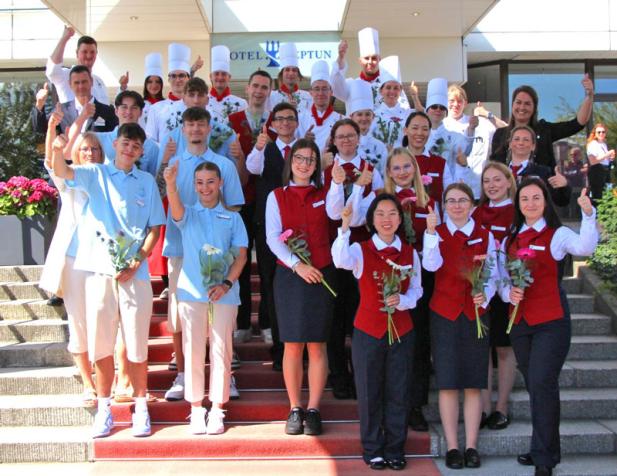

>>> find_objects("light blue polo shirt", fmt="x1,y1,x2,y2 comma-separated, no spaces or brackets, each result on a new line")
175,201,248,304
97,126,160,177
162,148,244,258
69,161,166,281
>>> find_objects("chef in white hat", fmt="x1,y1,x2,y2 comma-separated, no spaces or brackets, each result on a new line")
146,43,192,142
141,52,164,126
330,27,423,111
424,77,474,185
346,79,388,173
369,56,413,149
269,42,313,115
208,45,247,120
296,60,343,151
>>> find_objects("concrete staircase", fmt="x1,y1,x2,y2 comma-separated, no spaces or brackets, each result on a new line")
1,263,617,474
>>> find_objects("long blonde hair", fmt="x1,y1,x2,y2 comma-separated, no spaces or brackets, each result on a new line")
383,147,429,208
478,161,517,206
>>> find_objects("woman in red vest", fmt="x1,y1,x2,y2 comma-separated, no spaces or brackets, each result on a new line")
332,193,422,470
423,183,499,469
472,162,517,430
265,139,335,436
501,178,598,476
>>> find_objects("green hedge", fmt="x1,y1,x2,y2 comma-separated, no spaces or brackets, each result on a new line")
589,187,617,294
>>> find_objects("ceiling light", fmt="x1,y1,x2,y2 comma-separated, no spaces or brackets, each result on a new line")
130,16,138,21
411,11,420,17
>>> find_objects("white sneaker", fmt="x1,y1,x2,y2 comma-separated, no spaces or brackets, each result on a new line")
164,373,185,401
233,328,252,345
231,351,241,370
229,375,240,400
132,410,151,437
189,406,208,434
261,328,273,345
206,407,226,435
92,409,113,438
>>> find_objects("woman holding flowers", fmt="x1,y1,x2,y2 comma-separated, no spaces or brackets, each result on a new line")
499,178,598,476
423,182,499,469
265,138,335,436
472,162,517,430
164,160,248,435
332,193,422,470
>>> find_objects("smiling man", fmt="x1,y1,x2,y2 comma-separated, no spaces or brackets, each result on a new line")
208,45,248,120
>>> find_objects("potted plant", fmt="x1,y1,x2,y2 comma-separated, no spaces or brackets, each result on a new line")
0,176,58,265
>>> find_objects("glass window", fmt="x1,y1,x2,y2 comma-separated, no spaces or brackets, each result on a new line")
466,64,501,103
594,65,617,95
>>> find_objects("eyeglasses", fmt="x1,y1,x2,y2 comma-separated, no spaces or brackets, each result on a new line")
79,146,100,153
334,133,358,142
596,130,606,134
168,73,189,80
390,163,413,173
292,154,317,166
445,198,471,206
428,105,447,112
273,115,297,123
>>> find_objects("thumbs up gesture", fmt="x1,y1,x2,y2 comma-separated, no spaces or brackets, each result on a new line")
582,73,594,97
229,133,244,160
455,147,468,167
163,137,177,163
331,158,346,185
52,133,68,151
426,205,438,234
341,203,353,232
36,83,49,111
356,164,373,187
191,55,204,75
48,102,64,128
548,166,568,189
255,124,270,151
337,39,348,60
81,101,96,120
119,71,129,91
577,187,593,217
304,124,315,142
164,160,179,186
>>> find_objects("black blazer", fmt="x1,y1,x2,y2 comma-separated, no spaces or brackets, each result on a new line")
31,99,118,135
518,162,571,207
254,141,286,226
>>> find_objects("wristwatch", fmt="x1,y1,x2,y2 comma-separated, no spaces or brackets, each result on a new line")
222,279,233,289
487,112,494,120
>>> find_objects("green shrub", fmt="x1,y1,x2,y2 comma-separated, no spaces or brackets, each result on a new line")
590,188,617,294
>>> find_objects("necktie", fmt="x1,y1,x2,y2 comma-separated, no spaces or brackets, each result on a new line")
283,145,291,161
511,164,522,179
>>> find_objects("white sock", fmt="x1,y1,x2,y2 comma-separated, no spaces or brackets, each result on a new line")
134,397,148,413
97,397,111,412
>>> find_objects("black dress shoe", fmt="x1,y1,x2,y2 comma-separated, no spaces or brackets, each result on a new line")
47,295,64,306
367,457,387,470
464,448,481,468
331,375,351,399
535,466,553,476
409,406,429,432
271,360,282,372
386,458,407,470
517,453,534,466
284,407,304,435
487,411,510,430
445,449,464,469
303,408,322,435
479,411,488,429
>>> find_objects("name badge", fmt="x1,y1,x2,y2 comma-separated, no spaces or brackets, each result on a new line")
135,199,145,207
529,244,545,251
312,200,325,208
94,117,106,126
491,225,506,232
467,238,483,245
415,213,428,218
217,214,231,220
428,172,440,177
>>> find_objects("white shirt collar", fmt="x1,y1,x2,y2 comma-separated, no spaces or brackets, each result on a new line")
489,198,513,208
394,185,415,193
287,180,315,188
335,153,361,168
510,159,529,171
275,137,296,153
445,216,475,237
520,217,546,233
75,96,94,112
372,234,402,251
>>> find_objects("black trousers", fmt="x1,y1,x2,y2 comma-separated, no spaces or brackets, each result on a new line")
409,269,433,408
237,203,255,330
327,268,358,379
588,163,609,204
352,328,415,463
509,288,571,468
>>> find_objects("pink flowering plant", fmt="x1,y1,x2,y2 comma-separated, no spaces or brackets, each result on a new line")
279,229,337,297
0,176,58,218
505,247,536,334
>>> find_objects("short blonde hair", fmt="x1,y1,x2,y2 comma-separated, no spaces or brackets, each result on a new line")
71,132,103,165
447,84,467,103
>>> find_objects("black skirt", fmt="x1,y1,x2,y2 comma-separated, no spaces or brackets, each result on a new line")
489,295,511,348
273,264,335,343
430,311,489,390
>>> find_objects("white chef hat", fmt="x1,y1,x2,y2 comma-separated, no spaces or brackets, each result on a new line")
358,27,380,57
310,60,330,85
211,45,230,74
379,56,401,85
144,53,163,79
279,43,298,69
426,77,448,109
346,78,373,115
168,43,191,74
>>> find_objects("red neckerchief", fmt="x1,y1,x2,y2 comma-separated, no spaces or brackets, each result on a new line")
210,86,231,102
168,92,181,101
360,70,380,82
280,83,299,95
311,104,335,127
146,97,162,104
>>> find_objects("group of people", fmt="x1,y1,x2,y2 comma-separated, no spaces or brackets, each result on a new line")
35,24,604,476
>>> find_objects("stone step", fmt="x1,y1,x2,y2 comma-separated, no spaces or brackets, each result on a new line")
561,276,582,294
0,342,72,367
0,319,68,343
0,299,66,321
0,282,51,301
0,265,43,283
566,294,595,314
568,335,617,360
0,425,91,463
571,313,613,336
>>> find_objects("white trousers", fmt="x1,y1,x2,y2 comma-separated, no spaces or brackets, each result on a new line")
167,257,183,333
62,257,89,354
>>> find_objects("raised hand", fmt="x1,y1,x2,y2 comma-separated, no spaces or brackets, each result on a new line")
409,80,419,97
304,124,315,142
48,102,64,128
341,203,353,232
582,73,594,96
81,102,96,119
62,25,75,40
163,137,177,163
52,134,68,151
321,151,334,169
163,160,179,185
36,83,49,111
455,147,468,167
474,101,489,118
337,39,348,61
356,165,373,187
191,55,204,74
331,158,346,185
229,133,243,160
577,187,593,217
468,115,479,131
255,124,270,151
119,71,129,91
426,205,437,234
548,166,568,189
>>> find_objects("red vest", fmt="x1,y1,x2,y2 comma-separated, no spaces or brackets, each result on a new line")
274,185,332,269
395,188,435,252
228,111,277,204
472,203,515,243
324,158,374,243
430,221,490,321
355,239,415,339
415,154,446,205
508,226,563,326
